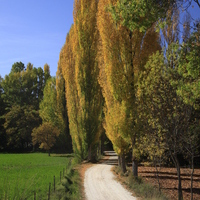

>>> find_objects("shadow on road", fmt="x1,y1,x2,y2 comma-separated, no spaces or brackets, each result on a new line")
104,151,117,156
102,151,118,166
104,159,118,165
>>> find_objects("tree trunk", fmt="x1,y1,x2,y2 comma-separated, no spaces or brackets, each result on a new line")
91,148,97,163
174,155,183,200
132,158,138,177
118,155,121,168
121,153,126,173
131,143,138,177
177,165,183,200
88,145,91,161
190,155,194,200
154,159,161,192
48,149,50,156
99,141,101,157
88,145,97,162
101,135,104,155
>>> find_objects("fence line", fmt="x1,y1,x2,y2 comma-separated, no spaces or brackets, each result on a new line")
33,166,67,200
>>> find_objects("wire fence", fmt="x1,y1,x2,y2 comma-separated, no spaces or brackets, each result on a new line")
33,167,66,200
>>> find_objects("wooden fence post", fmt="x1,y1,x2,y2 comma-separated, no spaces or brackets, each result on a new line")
54,176,55,192
34,191,36,200
48,182,51,200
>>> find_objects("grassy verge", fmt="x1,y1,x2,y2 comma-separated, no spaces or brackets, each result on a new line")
52,156,82,200
113,166,169,200
0,153,81,200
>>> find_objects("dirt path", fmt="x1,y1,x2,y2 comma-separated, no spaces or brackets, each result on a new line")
84,151,137,200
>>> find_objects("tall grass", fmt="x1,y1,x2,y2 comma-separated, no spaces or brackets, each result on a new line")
52,159,82,200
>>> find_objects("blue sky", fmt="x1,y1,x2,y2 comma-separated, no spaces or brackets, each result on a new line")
0,1,199,78
0,0,74,78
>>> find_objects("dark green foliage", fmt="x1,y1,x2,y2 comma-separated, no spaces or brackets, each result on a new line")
0,76,6,150
1,62,50,151
33,77,60,153
176,27,200,108
37,76,72,153
39,77,58,125
4,105,40,149
10,62,25,73
109,0,178,32
2,63,48,108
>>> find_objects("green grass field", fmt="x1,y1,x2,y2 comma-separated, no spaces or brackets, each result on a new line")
0,153,73,200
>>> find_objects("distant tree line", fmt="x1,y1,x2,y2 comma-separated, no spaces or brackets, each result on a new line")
0,62,72,154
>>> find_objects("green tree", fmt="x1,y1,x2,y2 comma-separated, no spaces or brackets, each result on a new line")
0,76,6,150
109,0,200,33
1,62,49,150
4,105,41,149
26,62,33,71
39,77,58,126
176,26,200,108
174,24,200,200
2,63,49,108
35,76,71,153
44,63,51,85
138,46,193,200
182,114,200,200
109,0,171,32
36,67,45,104
56,61,72,153
10,61,25,74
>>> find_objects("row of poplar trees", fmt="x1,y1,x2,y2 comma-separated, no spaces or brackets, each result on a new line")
58,1,200,199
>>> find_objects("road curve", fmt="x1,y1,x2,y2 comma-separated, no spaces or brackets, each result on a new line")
84,151,137,200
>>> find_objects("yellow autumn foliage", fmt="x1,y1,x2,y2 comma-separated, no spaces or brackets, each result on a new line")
97,0,161,158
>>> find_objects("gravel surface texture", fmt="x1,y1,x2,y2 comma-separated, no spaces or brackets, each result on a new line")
84,151,137,200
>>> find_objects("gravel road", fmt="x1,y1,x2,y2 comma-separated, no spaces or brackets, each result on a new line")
84,151,137,200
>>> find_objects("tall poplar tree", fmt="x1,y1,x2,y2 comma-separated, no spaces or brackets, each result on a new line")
97,0,130,172
61,27,84,157
71,0,102,160
56,61,72,152
97,0,161,173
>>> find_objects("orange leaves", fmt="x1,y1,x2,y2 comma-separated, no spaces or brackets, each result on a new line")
32,122,60,151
